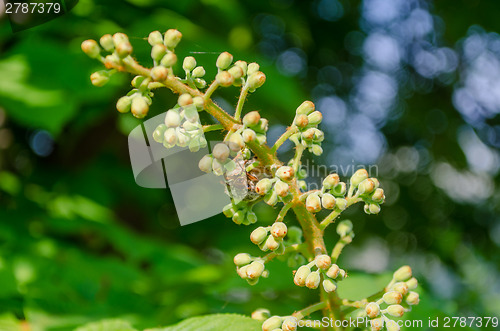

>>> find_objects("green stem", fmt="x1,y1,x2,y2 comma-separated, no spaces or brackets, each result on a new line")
271,126,298,153
293,301,328,320
319,197,361,230
234,86,249,121
203,124,225,132
292,145,304,174
276,202,293,222
331,237,352,263
204,80,219,100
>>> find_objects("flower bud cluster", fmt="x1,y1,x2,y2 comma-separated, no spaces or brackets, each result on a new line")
152,102,206,152
181,56,207,89
262,315,299,331
234,255,268,285
223,201,258,225
115,80,154,119
226,111,268,149
254,170,293,207
250,222,288,254
348,169,385,215
293,255,346,293
212,52,266,91
289,101,324,156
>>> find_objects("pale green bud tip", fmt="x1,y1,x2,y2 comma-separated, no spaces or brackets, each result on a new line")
305,271,321,289
265,235,280,251
306,193,321,213
242,129,257,143
161,53,177,67
192,66,206,78
193,96,204,110
251,308,271,321
148,31,163,46
274,180,289,197
336,220,353,237
213,143,230,162
183,56,197,71
234,60,248,75
153,124,167,143
216,71,234,87
294,265,311,287
296,100,315,115
406,277,418,290
386,304,405,317
307,111,322,126
276,166,294,181
271,222,287,239
321,193,336,209
131,76,146,88
365,302,380,318
228,66,244,80
99,34,114,52
326,264,340,279
164,109,181,127
371,188,385,203
406,291,420,305
315,254,331,270
247,62,260,75
323,173,340,189
216,51,233,70
243,111,261,127
336,198,348,211
250,227,268,245
392,282,409,295
294,114,309,128
262,316,283,331
382,291,403,305
81,39,101,59
246,261,265,279
113,33,132,58
234,253,252,266
131,97,149,118
164,29,182,49
90,71,110,87
311,144,323,156
151,44,167,62
247,71,266,90
393,265,412,282
178,93,193,107
199,155,213,173
358,179,376,195
256,178,273,195
116,96,132,113
323,279,337,293
282,316,298,331
350,168,369,186
151,66,168,81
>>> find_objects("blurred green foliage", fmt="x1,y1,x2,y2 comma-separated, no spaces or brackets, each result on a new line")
0,0,499,330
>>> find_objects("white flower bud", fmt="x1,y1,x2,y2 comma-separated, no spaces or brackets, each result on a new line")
198,155,213,173
164,109,181,127
368,203,380,214
216,51,233,70
321,193,336,209
81,39,101,59
371,188,385,203
406,291,420,305
216,71,234,87
262,316,283,331
406,277,418,290
264,190,278,206
307,111,322,126
391,282,409,296
152,124,167,143
305,271,321,289
393,265,412,282
306,193,321,213
365,302,380,318
294,265,311,287
164,29,182,49
296,100,315,115
247,211,258,224
294,114,309,128
131,96,149,118
322,174,340,189
336,220,353,237
151,66,168,81
148,30,163,46
336,198,347,211
350,169,368,186
228,132,245,150
242,128,257,142
228,66,244,80
246,261,265,279
282,316,298,331
243,111,261,127
265,235,280,251
323,279,337,293
326,264,340,279
90,70,110,87
160,53,177,67
382,291,403,305
195,78,207,89
276,166,294,181
274,180,289,197
99,34,114,52
386,304,405,317
116,96,132,113
247,62,259,75
247,71,266,90
311,144,323,156
183,56,196,71
113,33,132,58
234,253,252,266
190,66,206,78
386,320,401,331
271,222,287,239
358,179,376,195
212,143,230,162
256,178,273,195
251,308,270,321
234,60,248,76
315,254,332,270
163,127,177,146
151,44,167,62
250,227,268,245
178,93,193,107
370,318,384,331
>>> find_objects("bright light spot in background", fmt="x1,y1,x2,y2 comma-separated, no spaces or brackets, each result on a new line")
276,48,307,76
343,238,389,272
431,162,494,203
404,8,434,38
354,71,397,122
362,0,407,26
317,96,346,127
363,33,401,71
458,126,500,175
316,0,344,22
30,130,54,157
413,47,458,78
346,114,386,163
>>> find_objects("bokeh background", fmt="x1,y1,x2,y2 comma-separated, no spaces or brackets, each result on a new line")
0,0,499,330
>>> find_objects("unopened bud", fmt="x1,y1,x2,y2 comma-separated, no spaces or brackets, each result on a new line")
262,316,283,331
161,53,177,67
306,193,321,213
383,291,403,305
368,203,381,214
151,66,168,81
192,66,206,78
386,320,401,331
242,129,257,142
323,174,340,189
228,66,244,80
393,265,412,282
183,56,196,71
193,96,204,110
311,144,323,156
234,253,252,266
406,277,418,290
148,30,163,46
265,235,280,251
323,279,337,293
370,318,384,331
392,282,409,296
216,71,234,87
247,62,259,75
178,93,193,107
336,198,348,211
81,39,101,59
336,220,353,237
256,178,273,195
315,254,332,270
164,29,182,49
250,227,268,245
246,261,265,279
151,44,167,62
90,70,110,87
164,109,181,127
212,143,230,162
99,34,114,52
326,264,340,279
386,304,405,317
294,114,309,128
234,60,248,76
198,154,213,173
307,111,322,126
365,302,380,318
236,265,249,279
271,222,287,239
243,111,261,127
251,308,271,321
358,179,375,195
350,169,369,186
264,190,278,206
321,193,336,209
371,188,385,203
116,96,132,113
131,96,149,118
406,291,420,305
113,33,132,58
282,316,298,331
302,128,315,140
163,127,177,146
152,124,167,143
305,271,321,289
247,211,257,224
296,100,315,115
274,180,289,197
216,51,233,70
195,78,207,89
276,166,294,181
247,71,266,90
294,265,311,287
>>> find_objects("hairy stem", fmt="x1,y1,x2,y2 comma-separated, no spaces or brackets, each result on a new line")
235,86,249,121
293,301,327,320
271,126,298,153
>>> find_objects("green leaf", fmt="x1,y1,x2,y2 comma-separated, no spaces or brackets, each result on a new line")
148,314,261,331
75,319,138,331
